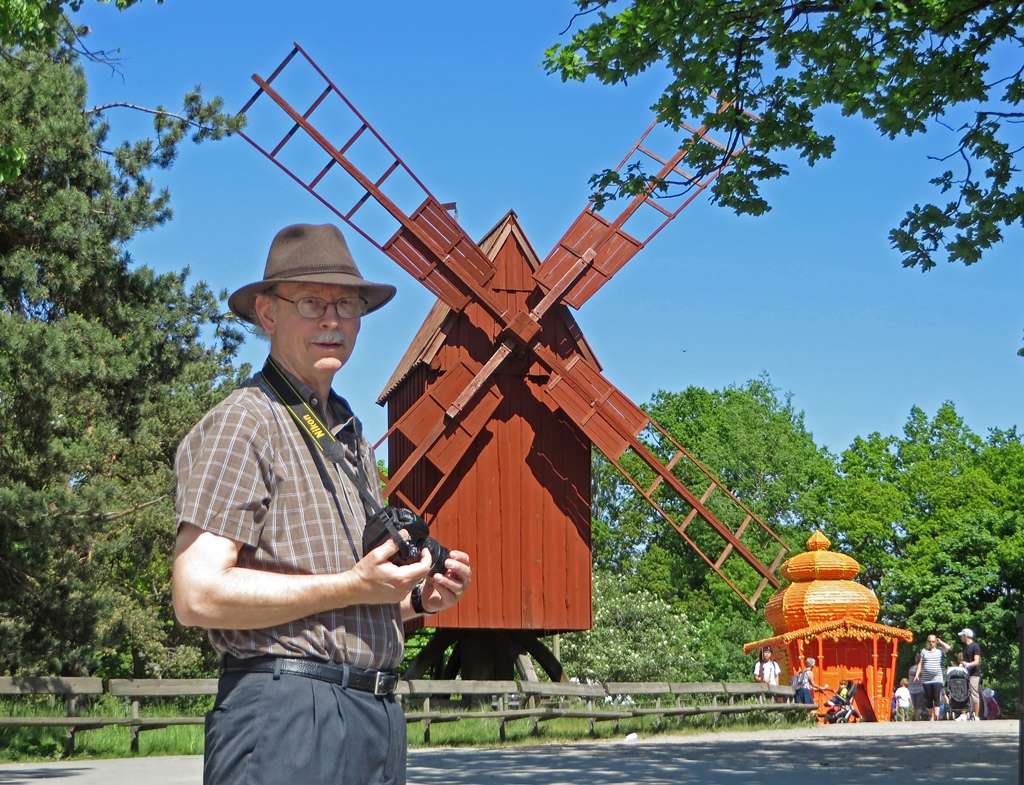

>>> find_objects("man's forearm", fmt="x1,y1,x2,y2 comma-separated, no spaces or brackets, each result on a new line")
172,525,425,629
174,563,366,629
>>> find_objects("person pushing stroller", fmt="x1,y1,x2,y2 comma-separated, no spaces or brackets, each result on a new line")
790,657,827,705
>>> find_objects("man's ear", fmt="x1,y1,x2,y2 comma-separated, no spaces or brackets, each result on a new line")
254,292,277,334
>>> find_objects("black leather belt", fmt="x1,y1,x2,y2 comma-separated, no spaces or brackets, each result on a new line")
221,655,399,696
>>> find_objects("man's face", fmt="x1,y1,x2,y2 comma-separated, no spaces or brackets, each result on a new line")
255,282,361,393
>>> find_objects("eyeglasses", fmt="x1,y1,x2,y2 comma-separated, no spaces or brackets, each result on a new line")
271,292,368,319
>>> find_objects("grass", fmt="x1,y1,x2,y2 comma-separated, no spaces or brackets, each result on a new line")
0,693,211,762
404,710,814,747
0,697,814,762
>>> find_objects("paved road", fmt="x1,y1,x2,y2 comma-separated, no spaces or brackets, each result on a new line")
0,720,1018,785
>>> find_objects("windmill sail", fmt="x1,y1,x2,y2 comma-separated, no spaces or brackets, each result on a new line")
237,44,786,608
533,344,786,607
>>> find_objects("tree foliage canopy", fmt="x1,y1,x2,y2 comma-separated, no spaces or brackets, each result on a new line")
544,1,1024,281
0,43,243,677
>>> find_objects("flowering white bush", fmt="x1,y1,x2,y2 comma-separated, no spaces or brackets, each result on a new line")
558,573,706,682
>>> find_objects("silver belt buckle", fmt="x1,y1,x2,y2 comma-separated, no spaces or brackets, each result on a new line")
373,671,395,696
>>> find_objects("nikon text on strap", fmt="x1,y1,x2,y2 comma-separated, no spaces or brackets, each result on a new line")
260,357,351,459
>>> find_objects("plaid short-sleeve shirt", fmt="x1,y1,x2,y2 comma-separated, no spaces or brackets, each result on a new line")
174,366,404,670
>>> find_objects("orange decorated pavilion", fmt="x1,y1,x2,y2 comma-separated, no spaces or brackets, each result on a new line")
744,531,913,721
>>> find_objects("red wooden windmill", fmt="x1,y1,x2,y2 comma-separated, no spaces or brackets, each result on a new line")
237,44,789,680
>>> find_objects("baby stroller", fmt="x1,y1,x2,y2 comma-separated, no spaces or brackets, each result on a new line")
945,664,973,720
822,681,861,723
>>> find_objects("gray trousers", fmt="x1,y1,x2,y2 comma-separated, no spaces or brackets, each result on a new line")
204,670,406,785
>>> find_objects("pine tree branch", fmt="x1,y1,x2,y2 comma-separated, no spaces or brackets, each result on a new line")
84,102,206,129
90,495,170,522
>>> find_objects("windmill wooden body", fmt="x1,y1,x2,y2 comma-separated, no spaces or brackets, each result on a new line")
238,44,789,680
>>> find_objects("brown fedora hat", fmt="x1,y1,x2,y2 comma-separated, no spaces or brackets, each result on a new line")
228,223,397,325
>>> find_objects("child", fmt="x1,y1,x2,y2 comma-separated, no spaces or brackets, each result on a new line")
754,646,781,686
834,680,852,702
893,677,912,721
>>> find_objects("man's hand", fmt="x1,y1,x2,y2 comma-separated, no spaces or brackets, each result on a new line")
353,535,433,605
406,550,472,617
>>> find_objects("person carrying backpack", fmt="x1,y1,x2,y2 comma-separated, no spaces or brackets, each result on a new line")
790,656,826,705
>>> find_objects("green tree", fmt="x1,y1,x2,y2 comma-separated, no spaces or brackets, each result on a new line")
819,430,907,592
825,404,1024,695
0,45,243,677
546,1,1024,354
0,0,166,182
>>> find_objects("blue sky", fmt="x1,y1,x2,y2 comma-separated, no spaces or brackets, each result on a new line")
76,0,1023,456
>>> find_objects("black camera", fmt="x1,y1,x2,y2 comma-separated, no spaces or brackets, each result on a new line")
362,506,450,576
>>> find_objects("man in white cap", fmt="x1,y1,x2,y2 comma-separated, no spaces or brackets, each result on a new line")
959,628,982,719
173,223,472,785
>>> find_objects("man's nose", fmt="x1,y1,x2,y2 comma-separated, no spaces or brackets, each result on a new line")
319,303,344,323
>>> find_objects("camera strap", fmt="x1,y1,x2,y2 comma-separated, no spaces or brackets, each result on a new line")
260,358,408,555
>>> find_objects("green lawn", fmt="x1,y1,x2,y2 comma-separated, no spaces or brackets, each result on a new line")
0,696,812,762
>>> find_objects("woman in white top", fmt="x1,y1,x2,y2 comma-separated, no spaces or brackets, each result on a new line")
754,646,782,686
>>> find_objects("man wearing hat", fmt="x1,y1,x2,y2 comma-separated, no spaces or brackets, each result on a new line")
172,224,472,785
959,628,982,719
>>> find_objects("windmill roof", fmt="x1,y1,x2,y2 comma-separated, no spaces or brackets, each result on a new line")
377,210,600,403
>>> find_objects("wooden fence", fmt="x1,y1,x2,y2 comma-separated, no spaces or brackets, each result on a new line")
0,676,816,753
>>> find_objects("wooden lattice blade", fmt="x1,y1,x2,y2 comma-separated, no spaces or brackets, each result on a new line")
237,43,506,322
534,106,753,311
532,345,787,608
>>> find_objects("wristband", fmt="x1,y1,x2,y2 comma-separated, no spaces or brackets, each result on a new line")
411,582,436,615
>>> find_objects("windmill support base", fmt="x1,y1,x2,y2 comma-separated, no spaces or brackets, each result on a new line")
402,630,567,683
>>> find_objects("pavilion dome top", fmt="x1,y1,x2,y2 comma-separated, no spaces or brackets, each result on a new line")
780,530,861,583
765,530,878,634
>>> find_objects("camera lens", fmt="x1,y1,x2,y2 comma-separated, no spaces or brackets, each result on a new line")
423,537,450,575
